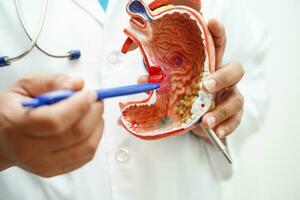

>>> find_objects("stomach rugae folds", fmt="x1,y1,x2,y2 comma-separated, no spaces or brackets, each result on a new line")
120,0,215,140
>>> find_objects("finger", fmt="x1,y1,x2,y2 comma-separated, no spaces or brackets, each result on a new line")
192,126,207,138
59,156,92,174
214,110,243,138
51,122,103,166
137,75,149,84
201,88,244,129
45,102,104,151
12,73,84,96
208,19,226,69
137,75,151,94
202,62,244,93
191,126,214,144
23,91,97,137
0,160,14,170
36,156,92,178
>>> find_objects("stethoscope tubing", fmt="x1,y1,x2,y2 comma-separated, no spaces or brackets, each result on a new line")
15,0,70,59
0,0,81,67
6,0,48,65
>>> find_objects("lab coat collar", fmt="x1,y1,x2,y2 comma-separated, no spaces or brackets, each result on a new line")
104,0,119,21
72,0,105,27
72,0,120,28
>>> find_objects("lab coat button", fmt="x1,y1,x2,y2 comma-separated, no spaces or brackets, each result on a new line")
115,148,129,163
107,52,119,65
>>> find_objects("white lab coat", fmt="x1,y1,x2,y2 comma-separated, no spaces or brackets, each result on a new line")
0,0,269,200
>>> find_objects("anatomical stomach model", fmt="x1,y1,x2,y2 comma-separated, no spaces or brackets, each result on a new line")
120,0,215,140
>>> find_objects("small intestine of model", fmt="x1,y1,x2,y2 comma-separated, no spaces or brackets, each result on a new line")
120,0,215,139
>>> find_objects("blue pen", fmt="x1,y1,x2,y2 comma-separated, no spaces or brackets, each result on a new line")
22,83,160,108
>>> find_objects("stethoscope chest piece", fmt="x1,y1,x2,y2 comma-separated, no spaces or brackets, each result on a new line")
0,57,10,67
68,50,81,61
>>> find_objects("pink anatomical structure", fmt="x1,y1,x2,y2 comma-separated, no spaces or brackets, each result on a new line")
120,0,215,140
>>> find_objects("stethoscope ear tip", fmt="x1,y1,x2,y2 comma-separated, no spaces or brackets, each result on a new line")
0,56,11,67
68,50,81,60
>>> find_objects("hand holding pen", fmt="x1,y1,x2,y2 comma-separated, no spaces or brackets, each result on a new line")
0,74,157,176
0,74,103,175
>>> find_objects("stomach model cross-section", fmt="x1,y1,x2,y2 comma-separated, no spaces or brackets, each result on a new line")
120,0,216,140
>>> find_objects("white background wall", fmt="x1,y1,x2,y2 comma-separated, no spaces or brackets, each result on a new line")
222,0,300,199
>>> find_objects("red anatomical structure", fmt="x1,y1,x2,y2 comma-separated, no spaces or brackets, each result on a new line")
120,0,215,140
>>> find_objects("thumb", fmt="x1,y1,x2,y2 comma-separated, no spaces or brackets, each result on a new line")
12,74,84,96
137,75,149,84
208,19,227,69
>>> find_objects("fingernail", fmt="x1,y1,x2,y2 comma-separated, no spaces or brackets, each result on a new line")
87,91,97,104
218,129,226,138
64,79,76,88
203,79,216,92
206,116,216,128
64,78,84,89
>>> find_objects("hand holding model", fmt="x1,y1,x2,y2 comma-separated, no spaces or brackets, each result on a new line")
194,19,245,139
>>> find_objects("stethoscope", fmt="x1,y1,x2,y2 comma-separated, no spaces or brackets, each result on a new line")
0,0,81,67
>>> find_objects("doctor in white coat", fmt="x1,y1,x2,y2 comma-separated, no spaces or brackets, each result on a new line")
0,0,268,199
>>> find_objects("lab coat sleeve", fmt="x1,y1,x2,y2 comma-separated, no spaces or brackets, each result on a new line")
205,0,270,180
